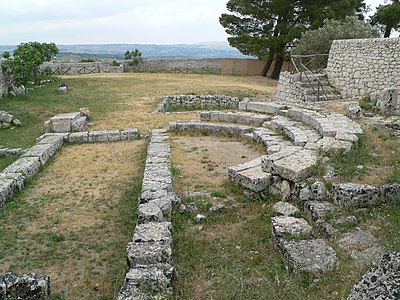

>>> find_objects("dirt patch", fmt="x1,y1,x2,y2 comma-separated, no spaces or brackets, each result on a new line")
171,135,264,192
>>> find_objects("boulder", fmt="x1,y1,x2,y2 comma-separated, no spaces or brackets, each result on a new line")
57,83,68,94
346,103,362,119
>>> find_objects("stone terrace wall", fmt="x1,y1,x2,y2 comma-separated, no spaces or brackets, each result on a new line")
0,66,6,98
275,72,305,103
125,58,220,73
41,62,124,75
327,38,400,98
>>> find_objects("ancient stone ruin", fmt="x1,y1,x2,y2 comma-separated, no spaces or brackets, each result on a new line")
44,108,90,133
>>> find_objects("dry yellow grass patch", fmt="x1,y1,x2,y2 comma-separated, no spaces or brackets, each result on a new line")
0,140,146,299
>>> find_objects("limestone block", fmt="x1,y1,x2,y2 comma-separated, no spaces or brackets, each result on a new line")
263,149,319,183
3,157,40,179
0,173,24,192
136,202,164,224
107,130,121,142
70,116,87,132
68,132,89,143
88,131,109,143
348,252,400,300
0,179,17,208
304,201,338,222
133,222,172,244
271,216,313,245
118,266,174,298
4,272,51,300
43,121,52,133
0,112,13,123
338,228,384,267
272,201,300,216
121,128,139,141
332,183,380,208
380,184,400,201
22,143,60,165
310,181,327,201
148,197,173,220
281,239,337,274
126,242,173,268
36,134,65,149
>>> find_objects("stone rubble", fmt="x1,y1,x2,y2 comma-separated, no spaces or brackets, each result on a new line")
0,111,22,129
118,129,177,299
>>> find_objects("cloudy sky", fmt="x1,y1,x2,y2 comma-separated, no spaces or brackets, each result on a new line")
0,0,389,45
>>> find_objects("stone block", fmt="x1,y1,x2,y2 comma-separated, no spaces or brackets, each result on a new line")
133,222,172,244
4,272,51,300
348,252,400,300
281,239,337,274
88,131,109,143
107,130,121,142
126,242,173,268
36,134,65,149
137,202,164,224
272,201,300,217
68,132,89,143
22,143,60,165
0,173,24,191
70,116,87,132
51,120,71,133
118,266,174,298
304,201,338,222
3,157,40,179
263,149,319,183
0,179,17,208
120,128,139,141
380,183,400,201
332,183,380,208
271,216,313,247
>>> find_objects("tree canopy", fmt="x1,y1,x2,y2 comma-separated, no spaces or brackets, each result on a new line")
2,42,58,87
292,16,380,57
124,49,143,66
371,0,400,38
220,0,366,78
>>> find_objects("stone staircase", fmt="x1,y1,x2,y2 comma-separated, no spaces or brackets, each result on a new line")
298,73,339,102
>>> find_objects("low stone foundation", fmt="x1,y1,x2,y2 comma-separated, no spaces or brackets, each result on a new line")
157,94,240,112
118,129,178,299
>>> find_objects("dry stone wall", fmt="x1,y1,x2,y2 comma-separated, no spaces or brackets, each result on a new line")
41,62,123,74
275,72,305,103
0,68,5,98
327,38,400,98
125,58,220,73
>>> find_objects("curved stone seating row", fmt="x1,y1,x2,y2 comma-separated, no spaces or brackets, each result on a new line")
118,129,177,300
200,111,270,127
0,129,140,209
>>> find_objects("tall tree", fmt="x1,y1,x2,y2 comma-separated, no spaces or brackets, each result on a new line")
220,0,365,79
371,0,400,37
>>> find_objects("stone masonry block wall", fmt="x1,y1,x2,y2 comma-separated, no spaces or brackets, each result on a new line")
125,58,220,73
0,66,7,98
327,38,400,98
158,94,240,112
275,72,305,103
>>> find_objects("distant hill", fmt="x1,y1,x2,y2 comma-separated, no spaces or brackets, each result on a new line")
0,42,249,62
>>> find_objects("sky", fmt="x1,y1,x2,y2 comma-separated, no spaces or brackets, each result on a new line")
0,0,391,45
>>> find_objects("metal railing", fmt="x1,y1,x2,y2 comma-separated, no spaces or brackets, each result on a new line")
290,54,338,101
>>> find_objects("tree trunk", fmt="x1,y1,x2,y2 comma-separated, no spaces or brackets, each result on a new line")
384,26,392,38
270,51,284,80
261,50,274,77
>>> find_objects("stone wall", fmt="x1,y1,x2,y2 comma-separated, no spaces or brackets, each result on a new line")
158,94,240,112
41,62,124,75
125,58,220,73
327,38,400,98
274,72,305,103
0,65,6,98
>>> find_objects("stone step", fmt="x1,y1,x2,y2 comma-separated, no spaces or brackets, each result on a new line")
263,115,321,147
168,120,253,138
271,216,313,247
239,101,288,114
305,94,339,102
252,127,292,154
228,157,271,193
262,148,319,183
280,239,337,274
200,111,271,127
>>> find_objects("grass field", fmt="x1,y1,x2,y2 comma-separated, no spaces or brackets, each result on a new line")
0,73,399,299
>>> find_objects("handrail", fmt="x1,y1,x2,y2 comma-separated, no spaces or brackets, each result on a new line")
290,54,339,101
